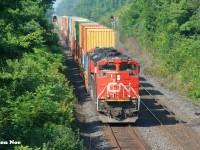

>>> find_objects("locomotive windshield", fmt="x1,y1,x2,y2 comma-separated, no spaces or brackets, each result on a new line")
120,64,136,71
99,64,116,70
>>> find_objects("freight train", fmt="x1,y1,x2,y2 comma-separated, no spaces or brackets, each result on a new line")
56,16,140,123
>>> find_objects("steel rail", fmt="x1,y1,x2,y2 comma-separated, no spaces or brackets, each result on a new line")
127,125,149,150
106,124,122,150
105,124,149,150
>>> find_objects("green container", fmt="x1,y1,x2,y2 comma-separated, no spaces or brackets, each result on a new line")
75,21,94,43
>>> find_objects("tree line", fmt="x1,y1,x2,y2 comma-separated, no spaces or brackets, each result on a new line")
119,0,200,101
0,0,84,149
56,0,127,21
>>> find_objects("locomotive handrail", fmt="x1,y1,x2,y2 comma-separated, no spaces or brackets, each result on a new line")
98,82,140,98
129,86,140,98
97,85,108,111
97,82,140,99
130,86,140,110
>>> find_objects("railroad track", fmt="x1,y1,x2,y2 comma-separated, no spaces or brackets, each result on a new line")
140,83,200,150
104,124,150,150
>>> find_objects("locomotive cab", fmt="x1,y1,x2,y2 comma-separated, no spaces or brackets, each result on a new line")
87,47,140,123
97,59,139,100
96,59,140,123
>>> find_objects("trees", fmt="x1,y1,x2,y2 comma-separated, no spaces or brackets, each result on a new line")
56,0,80,16
119,0,200,100
0,0,84,149
0,49,84,149
0,0,57,61
56,0,127,21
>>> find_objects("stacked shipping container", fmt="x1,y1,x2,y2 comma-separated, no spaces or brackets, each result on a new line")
60,16,68,43
59,16,115,90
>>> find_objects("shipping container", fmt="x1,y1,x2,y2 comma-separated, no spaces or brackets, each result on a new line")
71,18,88,55
77,23,101,62
75,21,93,43
60,16,69,44
82,25,106,51
86,28,115,52
78,48,83,65
79,25,109,71
82,51,85,67
79,23,100,50
68,17,78,43
72,18,88,41
74,21,92,59
68,17,84,53
80,25,105,57
82,27,115,54
83,53,87,71
61,16,68,31
68,17,81,52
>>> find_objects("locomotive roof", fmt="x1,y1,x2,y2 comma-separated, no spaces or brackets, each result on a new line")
90,47,130,63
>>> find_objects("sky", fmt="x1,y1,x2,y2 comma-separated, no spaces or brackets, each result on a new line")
53,0,62,9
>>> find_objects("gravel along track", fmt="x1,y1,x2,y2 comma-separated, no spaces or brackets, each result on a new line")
58,35,110,149
66,54,110,150
140,74,200,135
58,32,200,150
139,84,200,150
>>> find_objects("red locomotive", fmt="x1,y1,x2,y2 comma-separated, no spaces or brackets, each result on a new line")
87,47,140,123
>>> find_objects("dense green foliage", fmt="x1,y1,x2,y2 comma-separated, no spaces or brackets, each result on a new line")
0,0,58,62
56,0,127,21
56,0,80,17
0,0,84,149
119,0,200,100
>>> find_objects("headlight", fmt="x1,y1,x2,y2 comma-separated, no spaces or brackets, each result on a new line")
128,94,131,99
106,94,110,99
117,74,120,81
